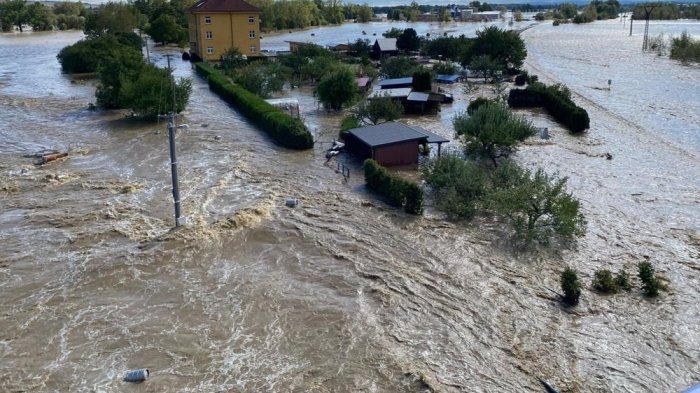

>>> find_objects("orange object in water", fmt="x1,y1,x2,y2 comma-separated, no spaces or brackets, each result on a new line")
40,152,68,164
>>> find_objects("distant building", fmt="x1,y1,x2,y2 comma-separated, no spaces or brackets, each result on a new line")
187,0,261,62
372,38,398,59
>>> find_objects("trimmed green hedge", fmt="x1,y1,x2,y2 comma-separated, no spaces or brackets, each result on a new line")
195,62,313,149
363,159,424,215
508,82,590,134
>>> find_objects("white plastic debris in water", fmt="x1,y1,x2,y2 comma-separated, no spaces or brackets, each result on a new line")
124,368,149,383
285,197,299,207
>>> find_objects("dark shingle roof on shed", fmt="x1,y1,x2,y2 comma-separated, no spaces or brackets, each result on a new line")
188,0,260,13
348,122,428,148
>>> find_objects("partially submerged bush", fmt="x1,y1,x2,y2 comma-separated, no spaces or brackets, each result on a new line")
561,267,581,306
508,82,590,133
638,261,660,297
593,269,618,293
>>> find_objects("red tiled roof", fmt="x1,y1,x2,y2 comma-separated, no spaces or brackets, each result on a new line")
188,0,260,13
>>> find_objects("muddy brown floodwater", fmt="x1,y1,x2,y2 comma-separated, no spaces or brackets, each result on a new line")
1,19,699,393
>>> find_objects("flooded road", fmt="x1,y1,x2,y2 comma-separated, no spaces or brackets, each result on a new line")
1,20,699,392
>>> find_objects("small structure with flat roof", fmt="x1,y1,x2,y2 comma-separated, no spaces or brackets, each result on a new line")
378,77,413,89
345,122,449,166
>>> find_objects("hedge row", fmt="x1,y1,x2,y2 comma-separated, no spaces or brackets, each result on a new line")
363,159,424,215
508,82,590,133
195,62,313,149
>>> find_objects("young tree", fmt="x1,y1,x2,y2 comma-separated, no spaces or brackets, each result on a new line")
353,94,404,125
638,261,660,297
453,102,536,166
317,67,359,110
422,155,487,218
488,160,586,243
561,267,581,306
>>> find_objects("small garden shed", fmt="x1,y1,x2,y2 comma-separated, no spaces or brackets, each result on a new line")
345,122,449,166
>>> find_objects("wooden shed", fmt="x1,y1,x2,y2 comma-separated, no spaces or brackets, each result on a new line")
345,122,449,166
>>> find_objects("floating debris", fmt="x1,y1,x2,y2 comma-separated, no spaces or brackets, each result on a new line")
124,368,149,383
285,197,299,207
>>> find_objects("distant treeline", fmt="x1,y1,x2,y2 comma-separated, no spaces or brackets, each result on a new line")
2,0,698,37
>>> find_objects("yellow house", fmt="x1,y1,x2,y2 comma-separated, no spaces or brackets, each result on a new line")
187,0,261,62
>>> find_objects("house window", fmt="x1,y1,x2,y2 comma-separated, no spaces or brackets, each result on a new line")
207,47,214,54
250,46,256,53
204,16,211,24
249,30,256,39
206,31,213,39
248,16,255,23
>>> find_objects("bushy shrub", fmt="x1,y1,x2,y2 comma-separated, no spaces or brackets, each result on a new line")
615,269,632,291
561,267,581,306
593,269,618,293
57,33,142,74
508,82,590,133
638,261,659,297
196,63,313,150
363,159,423,215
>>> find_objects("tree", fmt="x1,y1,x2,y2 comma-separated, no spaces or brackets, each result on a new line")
355,4,373,22
396,27,420,52
0,0,29,32
119,65,192,117
233,62,289,98
383,27,403,38
350,38,372,57
412,69,431,92
423,155,487,219
146,13,185,45
468,54,500,82
561,267,581,306
380,56,418,78
353,94,404,125
84,2,140,36
638,261,660,297
54,1,87,30
27,2,55,31
453,102,536,166
558,3,578,19
57,33,142,74
468,26,527,71
488,160,586,243
316,67,359,110
513,10,523,21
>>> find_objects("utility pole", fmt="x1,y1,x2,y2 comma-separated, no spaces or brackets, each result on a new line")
642,6,656,51
629,12,633,36
163,54,186,227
